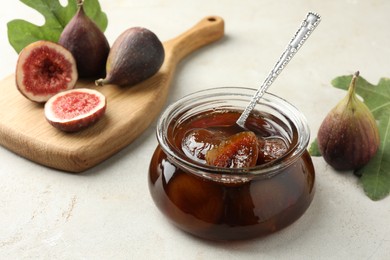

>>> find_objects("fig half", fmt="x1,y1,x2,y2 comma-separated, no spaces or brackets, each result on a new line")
44,88,106,132
15,40,78,103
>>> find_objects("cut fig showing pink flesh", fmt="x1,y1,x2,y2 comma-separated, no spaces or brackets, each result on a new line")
44,88,106,132
15,40,78,103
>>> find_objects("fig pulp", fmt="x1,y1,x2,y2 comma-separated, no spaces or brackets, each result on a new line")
317,71,380,170
95,27,165,87
59,0,110,78
44,88,106,132
205,131,259,168
15,40,78,103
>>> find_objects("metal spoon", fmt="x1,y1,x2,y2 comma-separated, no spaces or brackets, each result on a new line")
236,12,321,128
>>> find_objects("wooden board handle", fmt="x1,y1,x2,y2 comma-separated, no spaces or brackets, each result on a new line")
164,16,224,65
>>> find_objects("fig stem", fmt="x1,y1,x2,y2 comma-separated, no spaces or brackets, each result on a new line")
347,71,359,111
347,71,360,103
77,0,84,7
95,78,105,86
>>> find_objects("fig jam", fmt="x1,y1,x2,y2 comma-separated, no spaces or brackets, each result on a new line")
149,88,315,240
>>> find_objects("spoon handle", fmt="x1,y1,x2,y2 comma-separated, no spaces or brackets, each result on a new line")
236,12,321,128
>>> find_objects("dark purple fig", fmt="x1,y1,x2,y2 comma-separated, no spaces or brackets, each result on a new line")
59,0,110,78
95,27,165,87
317,71,380,171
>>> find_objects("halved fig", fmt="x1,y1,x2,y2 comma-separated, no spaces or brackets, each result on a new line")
205,131,259,168
44,88,106,132
15,40,78,103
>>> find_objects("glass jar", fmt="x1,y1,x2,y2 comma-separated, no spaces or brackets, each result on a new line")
148,87,315,241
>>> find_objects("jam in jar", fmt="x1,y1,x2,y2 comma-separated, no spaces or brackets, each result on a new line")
149,87,315,240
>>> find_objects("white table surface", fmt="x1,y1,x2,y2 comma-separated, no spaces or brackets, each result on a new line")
1,0,389,259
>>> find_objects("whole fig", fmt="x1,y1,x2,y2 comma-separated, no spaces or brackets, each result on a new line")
317,71,380,171
95,27,165,87
59,0,110,78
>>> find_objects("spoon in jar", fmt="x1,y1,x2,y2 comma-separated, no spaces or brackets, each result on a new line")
235,12,321,129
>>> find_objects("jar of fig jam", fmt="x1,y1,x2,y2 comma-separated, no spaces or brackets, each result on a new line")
149,87,315,240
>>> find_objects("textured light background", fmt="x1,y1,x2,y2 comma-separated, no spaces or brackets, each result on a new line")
0,0,389,259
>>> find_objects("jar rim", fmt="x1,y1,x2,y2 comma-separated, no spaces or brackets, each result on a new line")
156,87,311,180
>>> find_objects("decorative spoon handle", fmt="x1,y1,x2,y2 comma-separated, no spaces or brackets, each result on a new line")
236,12,321,128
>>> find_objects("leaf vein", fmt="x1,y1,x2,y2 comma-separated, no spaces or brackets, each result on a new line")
370,102,390,113
359,86,390,100
370,116,390,197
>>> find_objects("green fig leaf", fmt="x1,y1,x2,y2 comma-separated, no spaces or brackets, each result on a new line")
7,0,108,53
313,74,390,200
308,138,322,157
357,111,390,201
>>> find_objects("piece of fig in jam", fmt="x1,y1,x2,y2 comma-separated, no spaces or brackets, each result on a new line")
166,171,224,224
181,128,225,162
205,131,259,168
15,40,78,103
257,137,289,164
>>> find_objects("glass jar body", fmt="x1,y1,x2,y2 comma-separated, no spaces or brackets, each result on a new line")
149,146,314,240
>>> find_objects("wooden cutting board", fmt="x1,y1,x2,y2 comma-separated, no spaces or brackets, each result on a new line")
0,16,224,173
